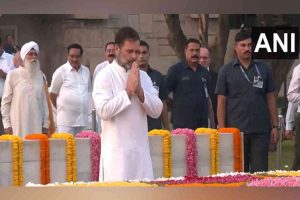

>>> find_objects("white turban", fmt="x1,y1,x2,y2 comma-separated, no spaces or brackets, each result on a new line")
20,41,39,61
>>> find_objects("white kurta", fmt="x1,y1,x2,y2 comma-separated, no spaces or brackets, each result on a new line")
49,62,91,127
1,67,49,138
93,60,163,182
92,60,109,84
92,60,110,133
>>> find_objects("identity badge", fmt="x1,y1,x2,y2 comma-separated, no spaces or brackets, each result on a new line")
202,77,209,98
153,81,159,92
253,76,263,88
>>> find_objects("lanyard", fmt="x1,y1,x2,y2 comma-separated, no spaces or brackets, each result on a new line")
239,64,261,84
202,77,209,98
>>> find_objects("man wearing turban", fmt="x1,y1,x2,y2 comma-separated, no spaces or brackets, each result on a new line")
1,41,49,138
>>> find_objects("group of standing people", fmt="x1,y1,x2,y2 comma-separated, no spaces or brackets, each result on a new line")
165,29,279,174
0,25,292,182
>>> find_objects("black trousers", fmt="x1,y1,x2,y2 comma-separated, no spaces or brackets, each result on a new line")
293,113,300,170
243,132,270,173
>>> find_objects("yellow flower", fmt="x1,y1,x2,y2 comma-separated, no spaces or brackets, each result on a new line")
18,138,23,186
148,129,171,178
0,135,23,186
255,170,300,177
51,133,77,182
195,128,219,174
72,138,77,181
41,181,158,187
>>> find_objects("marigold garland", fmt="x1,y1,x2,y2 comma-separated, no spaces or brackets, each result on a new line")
172,128,197,177
18,137,23,186
25,134,50,184
255,170,300,177
194,128,219,175
51,133,77,182
218,128,243,172
148,129,171,178
75,131,101,181
0,134,23,186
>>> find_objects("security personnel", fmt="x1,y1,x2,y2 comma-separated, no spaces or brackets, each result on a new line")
216,29,279,173
166,38,215,130
137,40,170,131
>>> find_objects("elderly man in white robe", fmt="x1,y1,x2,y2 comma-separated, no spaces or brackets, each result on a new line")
1,41,49,138
93,27,163,182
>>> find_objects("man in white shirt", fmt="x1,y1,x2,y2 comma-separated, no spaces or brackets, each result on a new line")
285,101,297,139
92,42,116,133
92,42,115,83
287,63,300,170
0,37,14,134
1,41,49,137
93,27,163,181
50,43,91,135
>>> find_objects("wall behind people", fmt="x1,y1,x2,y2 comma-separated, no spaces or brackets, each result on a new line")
1,14,223,85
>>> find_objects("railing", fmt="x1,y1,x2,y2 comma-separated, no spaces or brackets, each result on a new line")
276,115,284,170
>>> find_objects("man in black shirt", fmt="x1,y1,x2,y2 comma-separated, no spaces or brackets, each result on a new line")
3,34,17,55
137,40,169,131
215,29,279,172
165,38,215,130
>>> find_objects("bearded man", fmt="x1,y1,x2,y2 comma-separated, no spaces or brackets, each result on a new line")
1,41,49,138
93,27,163,181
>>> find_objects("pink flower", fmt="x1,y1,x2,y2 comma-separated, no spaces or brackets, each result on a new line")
76,131,101,181
150,174,258,185
172,128,197,177
248,177,300,187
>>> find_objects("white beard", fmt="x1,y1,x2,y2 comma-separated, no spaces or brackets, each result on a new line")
24,59,41,79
